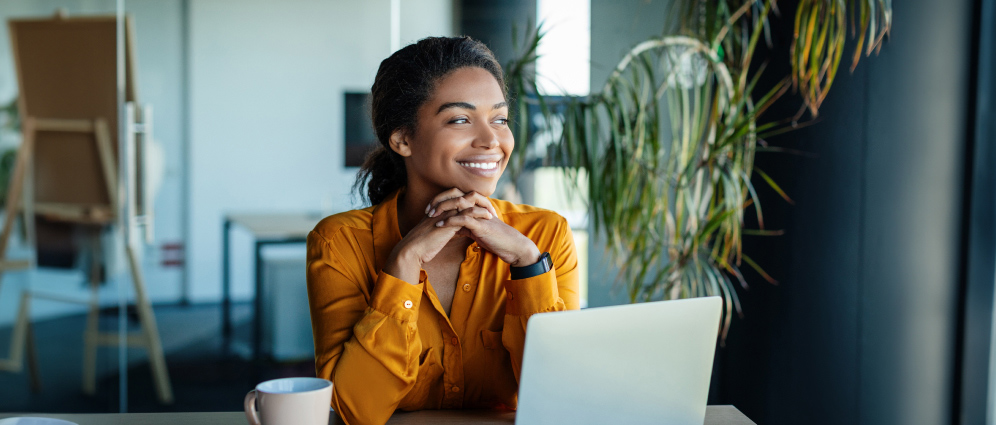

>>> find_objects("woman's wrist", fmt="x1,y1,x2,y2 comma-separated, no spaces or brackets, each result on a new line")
384,245,423,285
510,244,542,267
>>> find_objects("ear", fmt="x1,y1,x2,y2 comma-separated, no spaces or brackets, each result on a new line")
388,129,412,157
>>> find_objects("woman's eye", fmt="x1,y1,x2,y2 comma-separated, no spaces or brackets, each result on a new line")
449,117,469,124
493,117,509,125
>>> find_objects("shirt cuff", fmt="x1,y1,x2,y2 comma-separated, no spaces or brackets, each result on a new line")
370,270,425,322
504,269,559,316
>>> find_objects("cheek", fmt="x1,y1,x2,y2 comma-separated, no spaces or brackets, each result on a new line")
409,133,462,172
500,129,515,154
500,134,515,170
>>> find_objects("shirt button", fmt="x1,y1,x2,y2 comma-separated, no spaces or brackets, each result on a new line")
462,283,471,292
472,245,480,252
451,337,458,345
451,386,460,392
403,300,413,309
507,292,514,300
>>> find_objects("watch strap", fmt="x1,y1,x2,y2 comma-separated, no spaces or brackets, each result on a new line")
510,252,552,280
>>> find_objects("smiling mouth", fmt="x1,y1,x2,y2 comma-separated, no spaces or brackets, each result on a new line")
457,161,499,170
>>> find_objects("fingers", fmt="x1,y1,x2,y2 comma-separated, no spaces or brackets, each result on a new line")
431,196,475,217
436,207,494,231
417,208,457,228
436,215,480,232
458,206,493,221
407,209,463,259
425,188,466,214
429,190,497,218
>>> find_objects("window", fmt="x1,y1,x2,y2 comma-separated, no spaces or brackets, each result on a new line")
536,0,590,96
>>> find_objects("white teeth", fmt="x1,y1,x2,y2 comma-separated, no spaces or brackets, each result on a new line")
459,162,498,170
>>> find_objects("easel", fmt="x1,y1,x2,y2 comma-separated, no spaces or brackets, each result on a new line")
0,14,173,404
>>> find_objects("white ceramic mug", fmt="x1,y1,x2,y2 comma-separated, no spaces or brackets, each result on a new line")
244,377,333,425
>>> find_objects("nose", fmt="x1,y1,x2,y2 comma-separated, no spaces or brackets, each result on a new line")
472,122,500,149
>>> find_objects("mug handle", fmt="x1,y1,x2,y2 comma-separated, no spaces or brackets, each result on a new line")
244,389,261,425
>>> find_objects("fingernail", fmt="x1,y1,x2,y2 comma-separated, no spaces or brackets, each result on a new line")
486,212,492,219
429,208,436,217
436,220,444,227
425,204,431,214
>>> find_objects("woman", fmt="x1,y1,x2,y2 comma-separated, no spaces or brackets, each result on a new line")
306,36,579,425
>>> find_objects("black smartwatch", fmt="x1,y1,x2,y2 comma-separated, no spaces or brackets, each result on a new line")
510,252,553,280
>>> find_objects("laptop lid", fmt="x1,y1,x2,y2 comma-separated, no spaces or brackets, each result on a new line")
515,296,722,425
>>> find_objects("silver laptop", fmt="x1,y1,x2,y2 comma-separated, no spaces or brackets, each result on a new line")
515,296,722,425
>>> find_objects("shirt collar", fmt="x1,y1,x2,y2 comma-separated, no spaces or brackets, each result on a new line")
371,189,404,274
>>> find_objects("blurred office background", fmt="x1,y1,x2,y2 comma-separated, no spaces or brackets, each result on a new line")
0,1,994,425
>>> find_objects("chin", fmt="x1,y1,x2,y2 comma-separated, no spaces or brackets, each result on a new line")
457,181,498,197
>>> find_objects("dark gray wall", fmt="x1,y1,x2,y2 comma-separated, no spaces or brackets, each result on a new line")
728,1,977,424
457,0,536,68
959,1,996,423
860,0,971,420
586,1,980,424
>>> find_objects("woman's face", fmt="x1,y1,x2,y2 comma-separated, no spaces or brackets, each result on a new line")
400,66,513,197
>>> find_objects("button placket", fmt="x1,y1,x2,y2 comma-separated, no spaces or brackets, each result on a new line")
441,328,464,408
438,242,480,409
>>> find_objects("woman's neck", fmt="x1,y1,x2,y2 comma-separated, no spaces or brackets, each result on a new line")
396,187,432,237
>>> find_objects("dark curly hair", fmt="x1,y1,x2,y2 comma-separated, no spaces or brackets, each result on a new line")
353,36,507,206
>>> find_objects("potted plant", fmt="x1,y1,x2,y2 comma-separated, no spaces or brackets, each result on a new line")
506,0,892,339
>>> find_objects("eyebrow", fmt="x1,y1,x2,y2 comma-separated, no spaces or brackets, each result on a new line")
436,101,509,114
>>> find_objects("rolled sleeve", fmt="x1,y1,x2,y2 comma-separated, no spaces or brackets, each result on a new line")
370,270,426,323
503,269,561,316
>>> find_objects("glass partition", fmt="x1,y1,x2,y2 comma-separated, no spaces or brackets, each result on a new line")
117,0,467,412
0,0,131,413
0,0,592,414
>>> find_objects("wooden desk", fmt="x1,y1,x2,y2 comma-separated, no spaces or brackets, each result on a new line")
1,406,756,424
220,212,324,359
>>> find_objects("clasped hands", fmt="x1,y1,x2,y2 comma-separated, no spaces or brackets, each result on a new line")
385,188,541,285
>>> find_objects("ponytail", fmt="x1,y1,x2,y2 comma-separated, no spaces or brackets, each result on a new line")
353,146,407,206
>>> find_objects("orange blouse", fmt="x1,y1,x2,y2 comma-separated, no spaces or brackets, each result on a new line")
306,190,579,425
